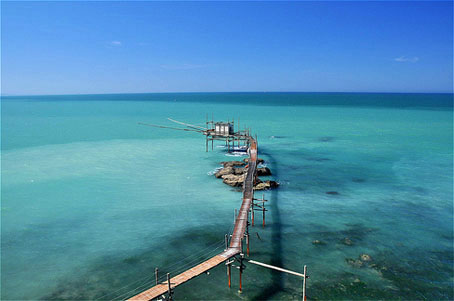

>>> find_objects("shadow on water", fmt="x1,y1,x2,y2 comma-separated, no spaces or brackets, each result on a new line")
252,148,285,300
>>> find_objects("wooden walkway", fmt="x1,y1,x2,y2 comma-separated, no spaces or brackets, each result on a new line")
128,138,258,300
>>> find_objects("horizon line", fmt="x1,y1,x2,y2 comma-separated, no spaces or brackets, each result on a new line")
2,91,453,97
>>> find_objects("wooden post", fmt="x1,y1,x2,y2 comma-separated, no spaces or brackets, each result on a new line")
206,136,208,152
246,232,250,257
228,264,231,288
155,268,159,285
225,234,228,250
239,254,244,293
302,265,307,301
262,203,266,228
167,273,172,300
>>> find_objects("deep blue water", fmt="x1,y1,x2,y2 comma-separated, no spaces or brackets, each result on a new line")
1,92,453,300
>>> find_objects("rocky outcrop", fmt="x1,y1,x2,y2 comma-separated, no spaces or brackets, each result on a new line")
233,167,247,175
221,161,245,168
254,180,279,190
257,167,271,176
222,174,246,187
214,160,278,190
215,166,234,178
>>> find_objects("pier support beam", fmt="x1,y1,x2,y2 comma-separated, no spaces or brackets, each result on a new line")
239,254,244,293
167,273,173,300
302,265,308,301
228,264,231,288
155,268,159,285
262,203,266,228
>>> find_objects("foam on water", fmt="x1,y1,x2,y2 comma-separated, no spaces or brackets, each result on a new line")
1,94,453,300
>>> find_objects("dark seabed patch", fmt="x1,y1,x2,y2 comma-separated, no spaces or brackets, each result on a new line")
41,226,229,300
318,137,335,142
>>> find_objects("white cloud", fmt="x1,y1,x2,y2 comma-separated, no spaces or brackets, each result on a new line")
110,41,122,46
394,56,419,63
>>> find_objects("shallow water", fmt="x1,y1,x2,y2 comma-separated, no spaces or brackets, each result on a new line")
1,93,453,300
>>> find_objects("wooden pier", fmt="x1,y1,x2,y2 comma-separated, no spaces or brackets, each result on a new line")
131,119,308,300
128,137,258,300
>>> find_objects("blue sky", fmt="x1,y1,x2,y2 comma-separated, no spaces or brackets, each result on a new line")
2,1,453,95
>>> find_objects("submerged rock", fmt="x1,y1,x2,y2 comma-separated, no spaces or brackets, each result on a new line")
257,167,272,176
326,191,340,195
312,240,326,245
341,237,354,246
319,136,335,142
221,161,245,168
346,258,364,268
360,254,372,262
215,166,234,178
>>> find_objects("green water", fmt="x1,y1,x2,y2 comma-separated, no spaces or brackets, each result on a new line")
1,93,453,300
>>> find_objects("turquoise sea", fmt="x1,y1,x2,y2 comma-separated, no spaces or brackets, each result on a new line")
1,92,453,300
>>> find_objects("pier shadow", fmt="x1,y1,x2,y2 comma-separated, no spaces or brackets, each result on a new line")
252,148,285,300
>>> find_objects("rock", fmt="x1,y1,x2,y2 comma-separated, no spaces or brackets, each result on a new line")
352,178,365,183
222,174,245,187
220,161,245,168
319,136,335,142
243,157,265,164
341,237,353,246
326,191,340,195
257,167,272,176
254,180,279,190
233,167,247,175
312,240,326,245
215,166,234,178
360,254,372,262
346,258,364,268
254,182,268,190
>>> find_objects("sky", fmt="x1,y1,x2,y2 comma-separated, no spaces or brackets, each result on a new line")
2,1,453,95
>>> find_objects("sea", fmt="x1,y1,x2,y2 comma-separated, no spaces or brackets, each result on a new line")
1,92,453,300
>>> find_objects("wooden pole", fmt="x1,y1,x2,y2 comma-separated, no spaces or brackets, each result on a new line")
263,203,266,228
302,265,307,301
246,232,250,257
239,255,243,293
155,268,159,285
225,234,228,250
228,264,231,288
167,273,172,300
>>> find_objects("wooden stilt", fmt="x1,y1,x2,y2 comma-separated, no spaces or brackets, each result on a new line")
239,257,243,293
246,233,250,256
302,265,307,301
228,264,231,288
262,204,266,228
167,273,172,300
155,268,159,285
